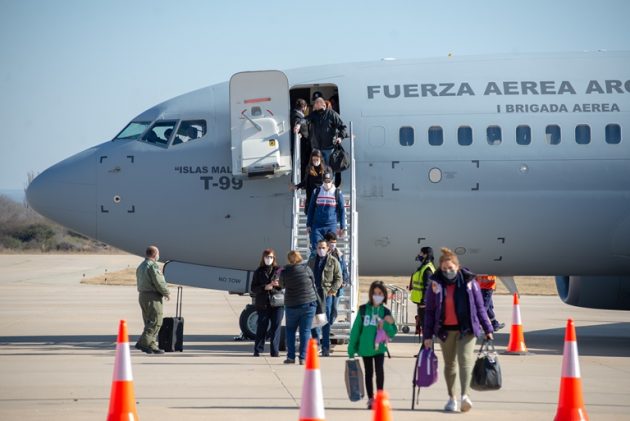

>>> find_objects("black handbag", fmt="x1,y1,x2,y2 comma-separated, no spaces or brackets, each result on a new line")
328,143,350,172
269,290,285,307
470,340,502,391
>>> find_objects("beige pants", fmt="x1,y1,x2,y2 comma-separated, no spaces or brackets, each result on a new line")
439,330,477,397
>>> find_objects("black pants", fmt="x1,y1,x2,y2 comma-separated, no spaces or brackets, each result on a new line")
362,354,385,399
254,306,284,356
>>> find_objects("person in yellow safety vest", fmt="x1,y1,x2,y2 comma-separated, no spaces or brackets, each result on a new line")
408,247,436,338
476,275,505,331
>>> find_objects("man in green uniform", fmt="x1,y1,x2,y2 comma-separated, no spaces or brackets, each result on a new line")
135,245,170,354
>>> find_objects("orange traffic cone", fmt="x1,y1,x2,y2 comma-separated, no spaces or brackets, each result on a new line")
298,338,325,421
372,390,393,421
107,320,139,421
554,319,588,421
505,293,528,354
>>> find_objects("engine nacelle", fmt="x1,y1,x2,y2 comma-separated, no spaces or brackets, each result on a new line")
555,276,630,310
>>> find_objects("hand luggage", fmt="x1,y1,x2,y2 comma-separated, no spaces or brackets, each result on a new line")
328,143,350,172
345,358,365,401
411,343,438,409
158,286,184,352
471,339,502,391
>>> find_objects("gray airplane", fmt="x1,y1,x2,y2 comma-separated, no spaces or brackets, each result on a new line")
27,52,630,319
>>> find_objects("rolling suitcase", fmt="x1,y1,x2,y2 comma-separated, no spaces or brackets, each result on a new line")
158,286,184,352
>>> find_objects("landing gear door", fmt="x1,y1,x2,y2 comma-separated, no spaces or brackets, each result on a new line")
230,71,291,178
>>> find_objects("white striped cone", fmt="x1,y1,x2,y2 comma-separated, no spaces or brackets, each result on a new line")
554,319,588,421
107,320,139,421
299,338,325,421
505,293,528,354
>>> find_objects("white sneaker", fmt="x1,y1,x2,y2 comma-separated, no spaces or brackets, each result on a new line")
444,397,458,412
461,395,473,412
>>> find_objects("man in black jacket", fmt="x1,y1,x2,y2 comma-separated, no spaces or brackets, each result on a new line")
291,98,310,177
307,97,347,185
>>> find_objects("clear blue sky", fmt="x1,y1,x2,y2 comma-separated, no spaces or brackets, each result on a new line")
1,0,628,190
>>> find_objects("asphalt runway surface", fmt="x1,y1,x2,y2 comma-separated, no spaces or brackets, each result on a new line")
1,255,629,420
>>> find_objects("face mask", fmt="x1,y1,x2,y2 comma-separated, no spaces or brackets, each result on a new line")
329,243,336,250
444,269,457,280
323,181,333,190
372,295,384,305
317,108,325,114
415,254,424,262
317,249,327,257
264,257,274,266
312,159,321,167
154,255,160,261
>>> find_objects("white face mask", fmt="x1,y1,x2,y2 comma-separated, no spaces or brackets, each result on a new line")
264,257,274,266
323,181,333,190
317,249,327,257
329,243,336,250
372,295,384,305
312,159,321,166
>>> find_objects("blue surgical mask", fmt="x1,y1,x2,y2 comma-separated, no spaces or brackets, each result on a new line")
372,295,384,305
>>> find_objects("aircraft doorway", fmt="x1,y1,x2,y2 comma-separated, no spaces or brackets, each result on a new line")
289,84,340,178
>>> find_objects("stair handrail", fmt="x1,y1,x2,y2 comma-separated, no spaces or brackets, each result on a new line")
348,121,359,324
290,131,301,252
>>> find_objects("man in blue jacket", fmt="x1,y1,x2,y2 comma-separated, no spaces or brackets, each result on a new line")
306,172,346,252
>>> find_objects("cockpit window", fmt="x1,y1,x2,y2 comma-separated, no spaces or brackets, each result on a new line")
115,122,150,140
172,120,207,146
141,121,177,147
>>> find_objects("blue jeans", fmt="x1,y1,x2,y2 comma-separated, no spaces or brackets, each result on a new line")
311,294,335,352
254,306,284,356
310,225,337,251
285,302,316,360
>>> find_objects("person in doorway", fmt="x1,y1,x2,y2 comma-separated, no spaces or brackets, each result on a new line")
408,246,435,338
324,231,350,326
306,97,347,186
135,245,170,354
306,171,346,251
348,280,397,409
279,250,318,365
250,249,284,357
423,247,494,413
307,240,342,356
476,275,505,331
291,98,311,176
292,149,329,215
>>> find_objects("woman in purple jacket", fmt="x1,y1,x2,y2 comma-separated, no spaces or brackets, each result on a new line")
423,247,494,413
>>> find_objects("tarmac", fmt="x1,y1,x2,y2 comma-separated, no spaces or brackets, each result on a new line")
1,254,629,420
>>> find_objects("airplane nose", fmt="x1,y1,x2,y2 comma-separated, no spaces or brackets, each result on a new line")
26,147,97,238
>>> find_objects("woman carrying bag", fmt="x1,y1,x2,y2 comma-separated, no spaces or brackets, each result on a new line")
423,247,494,413
347,281,397,409
250,249,284,357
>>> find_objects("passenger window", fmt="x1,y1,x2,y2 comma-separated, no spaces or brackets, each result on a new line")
115,121,150,140
545,125,561,145
172,120,207,146
606,124,621,144
516,125,531,145
487,126,502,145
575,125,590,145
399,126,414,146
428,126,443,146
142,120,177,146
458,126,473,146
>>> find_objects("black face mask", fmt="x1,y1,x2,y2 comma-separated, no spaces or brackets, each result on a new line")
317,108,325,114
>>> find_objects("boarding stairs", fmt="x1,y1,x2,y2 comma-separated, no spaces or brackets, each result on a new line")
291,123,359,344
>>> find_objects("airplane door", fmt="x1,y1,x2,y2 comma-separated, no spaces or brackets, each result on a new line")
229,71,291,178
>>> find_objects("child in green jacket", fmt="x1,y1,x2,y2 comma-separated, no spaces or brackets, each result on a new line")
348,280,397,409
